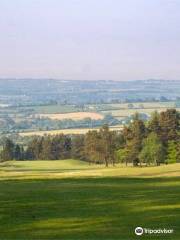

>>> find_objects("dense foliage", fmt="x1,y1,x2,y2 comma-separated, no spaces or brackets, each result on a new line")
1,109,180,167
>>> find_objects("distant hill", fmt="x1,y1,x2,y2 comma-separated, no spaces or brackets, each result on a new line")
0,79,179,105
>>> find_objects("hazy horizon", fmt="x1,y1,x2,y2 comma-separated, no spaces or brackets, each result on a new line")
0,78,180,82
1,0,180,81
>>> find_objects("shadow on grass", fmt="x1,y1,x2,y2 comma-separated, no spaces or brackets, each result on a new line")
0,176,179,240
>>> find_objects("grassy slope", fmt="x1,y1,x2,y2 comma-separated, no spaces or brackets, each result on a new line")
0,160,180,240
0,160,180,180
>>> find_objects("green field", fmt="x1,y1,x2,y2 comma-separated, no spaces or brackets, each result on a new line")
24,104,81,114
0,160,180,239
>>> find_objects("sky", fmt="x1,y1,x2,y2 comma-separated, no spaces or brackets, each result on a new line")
0,0,180,81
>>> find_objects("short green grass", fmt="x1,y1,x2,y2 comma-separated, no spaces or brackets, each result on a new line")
0,160,180,180
0,160,180,239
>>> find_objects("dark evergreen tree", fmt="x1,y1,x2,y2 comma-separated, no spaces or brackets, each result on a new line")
166,141,177,164
14,144,22,160
71,135,85,160
148,111,161,135
159,109,179,144
1,138,15,161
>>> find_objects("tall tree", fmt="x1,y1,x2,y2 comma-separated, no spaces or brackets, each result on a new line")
159,109,179,144
84,130,101,164
40,136,53,160
148,111,161,135
116,147,130,166
26,137,43,160
123,113,146,166
14,144,23,160
71,135,85,160
139,133,164,166
1,138,15,161
166,141,177,164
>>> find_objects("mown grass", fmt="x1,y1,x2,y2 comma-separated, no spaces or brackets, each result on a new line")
0,160,180,239
0,160,180,180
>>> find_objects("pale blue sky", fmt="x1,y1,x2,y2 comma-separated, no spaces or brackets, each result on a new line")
0,0,180,80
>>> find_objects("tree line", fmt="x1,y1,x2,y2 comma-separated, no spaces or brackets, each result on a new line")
0,113,119,134
1,109,180,167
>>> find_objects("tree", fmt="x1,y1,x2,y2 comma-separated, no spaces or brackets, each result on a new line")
63,136,72,159
71,135,85,160
84,130,101,164
176,141,180,163
51,135,64,160
99,125,119,166
40,136,53,160
139,133,164,166
116,148,129,166
1,138,15,161
122,113,146,166
166,141,177,164
123,113,146,142
148,111,160,135
26,137,43,160
99,125,111,167
159,109,179,144
126,138,142,166
14,144,23,160
84,125,119,166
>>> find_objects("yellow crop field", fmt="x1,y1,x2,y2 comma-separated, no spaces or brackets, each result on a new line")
35,112,104,120
19,126,123,137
